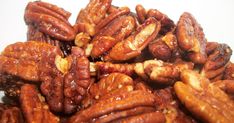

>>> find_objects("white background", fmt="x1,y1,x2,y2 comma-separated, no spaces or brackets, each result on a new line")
0,0,234,99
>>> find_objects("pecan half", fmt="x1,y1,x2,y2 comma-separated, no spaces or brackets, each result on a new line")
177,12,207,64
174,70,234,123
0,104,24,123
201,43,232,81
25,1,75,41
0,41,62,82
224,62,234,80
104,17,161,61
20,84,59,123
68,90,164,123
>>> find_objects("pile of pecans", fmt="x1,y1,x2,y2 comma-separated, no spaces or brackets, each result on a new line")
1,0,234,123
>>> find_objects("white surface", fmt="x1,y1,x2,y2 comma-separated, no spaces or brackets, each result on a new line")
0,0,234,100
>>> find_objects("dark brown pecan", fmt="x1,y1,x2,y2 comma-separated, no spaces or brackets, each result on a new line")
20,84,59,123
40,47,91,114
201,43,232,81
95,62,135,78
25,1,75,41
149,32,179,61
134,60,194,85
0,104,24,123
91,15,136,58
104,17,161,61
174,70,234,123
0,41,62,82
74,0,112,36
177,12,207,64
67,90,160,123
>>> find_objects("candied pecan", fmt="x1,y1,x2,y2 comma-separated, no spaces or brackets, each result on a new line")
174,70,234,123
104,17,161,61
67,90,161,123
0,41,62,82
224,62,234,80
25,1,75,41
201,43,232,81
177,12,207,64
149,32,179,61
74,0,112,36
40,47,91,114
95,62,135,78
134,59,194,85
135,4,147,23
91,15,136,58
212,80,234,97
0,104,24,123
20,84,59,123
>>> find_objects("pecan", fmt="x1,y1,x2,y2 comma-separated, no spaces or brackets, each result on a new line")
40,47,91,114
95,62,135,78
134,59,194,85
25,1,75,41
20,84,59,123
91,15,136,58
0,41,62,82
74,0,112,36
104,17,161,61
177,12,207,64
212,80,234,97
67,90,164,123
149,32,179,61
0,104,24,123
135,4,147,24
224,62,234,80
201,43,232,81
174,70,234,123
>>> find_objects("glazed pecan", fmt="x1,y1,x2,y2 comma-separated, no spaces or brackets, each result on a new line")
68,90,165,123
134,59,194,85
174,70,234,123
25,1,75,41
149,32,179,61
95,62,135,78
0,41,62,82
40,47,91,114
91,15,136,58
177,12,207,64
20,84,59,123
224,62,234,80
201,43,232,81
212,80,234,98
74,0,112,36
104,17,161,61
0,104,24,123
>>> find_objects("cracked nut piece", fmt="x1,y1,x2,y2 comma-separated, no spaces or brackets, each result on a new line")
68,90,165,123
177,12,207,64
201,43,232,81
20,84,59,123
0,41,62,82
40,47,91,114
0,104,24,123
134,59,194,85
104,17,161,61
25,1,75,41
174,70,234,123
91,15,136,58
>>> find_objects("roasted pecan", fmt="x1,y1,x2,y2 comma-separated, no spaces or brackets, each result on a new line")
135,4,147,23
0,41,62,82
74,0,112,36
20,84,59,123
104,17,161,61
40,47,91,114
212,80,234,98
68,90,164,123
224,62,234,80
174,70,234,123
91,15,136,58
25,1,75,41
134,60,194,85
201,43,232,81
0,104,24,123
177,12,207,64
149,32,179,61
95,62,135,78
